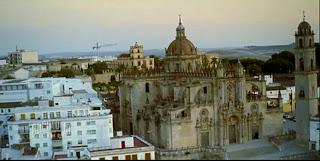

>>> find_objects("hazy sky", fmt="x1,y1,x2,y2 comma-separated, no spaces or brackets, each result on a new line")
0,0,319,56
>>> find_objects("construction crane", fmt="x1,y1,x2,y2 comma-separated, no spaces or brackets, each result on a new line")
92,42,117,59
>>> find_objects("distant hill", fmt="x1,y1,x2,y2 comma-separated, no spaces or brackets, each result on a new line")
206,43,295,61
39,43,295,60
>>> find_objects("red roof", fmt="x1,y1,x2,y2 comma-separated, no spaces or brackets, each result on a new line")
134,137,148,148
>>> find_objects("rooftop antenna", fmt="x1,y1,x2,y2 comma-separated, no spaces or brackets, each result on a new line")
302,10,305,21
16,45,18,52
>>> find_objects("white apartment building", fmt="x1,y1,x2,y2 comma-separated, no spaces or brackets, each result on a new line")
88,135,155,160
0,77,155,160
0,77,93,104
7,49,38,65
6,91,113,160
309,115,320,151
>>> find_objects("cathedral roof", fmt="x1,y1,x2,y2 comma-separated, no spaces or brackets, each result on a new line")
165,15,197,56
166,38,197,56
296,12,313,35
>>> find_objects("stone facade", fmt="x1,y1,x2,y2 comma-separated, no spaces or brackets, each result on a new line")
294,17,319,145
118,17,283,159
113,42,155,70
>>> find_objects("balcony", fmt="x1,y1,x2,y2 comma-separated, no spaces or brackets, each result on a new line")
52,140,63,148
18,129,30,134
19,134,30,143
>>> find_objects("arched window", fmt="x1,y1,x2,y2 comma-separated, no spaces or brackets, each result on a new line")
137,49,140,53
299,39,303,48
309,39,312,47
299,58,304,71
311,59,314,70
299,90,305,99
145,83,149,93
110,75,116,82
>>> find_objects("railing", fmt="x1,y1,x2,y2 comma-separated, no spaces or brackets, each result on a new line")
52,140,63,147
156,146,225,156
280,151,320,160
18,129,29,134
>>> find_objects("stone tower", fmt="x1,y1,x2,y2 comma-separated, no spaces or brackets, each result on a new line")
294,12,319,145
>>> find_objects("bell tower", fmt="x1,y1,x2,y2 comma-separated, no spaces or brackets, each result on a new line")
294,11,319,145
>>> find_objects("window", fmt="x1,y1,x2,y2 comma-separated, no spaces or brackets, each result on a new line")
145,83,149,93
35,134,39,139
35,83,42,89
67,141,72,145
35,143,40,148
112,156,119,160
145,153,151,160
299,58,304,71
77,131,82,136
87,130,96,135
10,136,13,140
43,133,47,138
203,86,207,94
9,126,12,131
299,39,303,48
132,154,138,160
99,158,105,160
150,60,153,65
311,59,314,70
44,152,48,156
311,143,316,150
67,111,72,118
125,155,131,160
50,112,54,119
87,139,97,144
77,122,81,126
30,113,36,120
20,113,26,120
43,113,48,119
43,143,48,147
56,112,61,118
78,140,82,144
138,61,141,66
42,124,47,129
309,38,312,47
86,121,96,125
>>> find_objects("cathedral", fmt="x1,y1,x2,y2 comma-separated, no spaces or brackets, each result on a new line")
118,16,283,158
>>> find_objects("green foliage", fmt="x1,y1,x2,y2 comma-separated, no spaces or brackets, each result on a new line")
228,58,264,76
41,68,75,78
3,75,15,79
89,61,109,74
58,68,75,78
93,80,120,92
262,51,295,74
224,51,295,75
149,55,164,69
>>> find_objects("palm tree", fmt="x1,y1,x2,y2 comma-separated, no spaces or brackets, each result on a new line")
115,64,125,81
210,57,218,68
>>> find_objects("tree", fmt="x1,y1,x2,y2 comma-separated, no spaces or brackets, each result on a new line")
41,71,56,78
58,68,75,78
115,64,126,81
210,57,218,68
3,75,15,79
201,55,209,69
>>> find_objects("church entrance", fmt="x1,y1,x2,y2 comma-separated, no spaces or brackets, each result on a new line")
228,116,239,144
229,125,237,144
252,125,259,140
200,132,209,147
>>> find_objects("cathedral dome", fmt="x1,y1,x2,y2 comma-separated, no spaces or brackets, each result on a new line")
166,38,197,56
165,15,197,56
296,12,313,35
298,21,311,31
